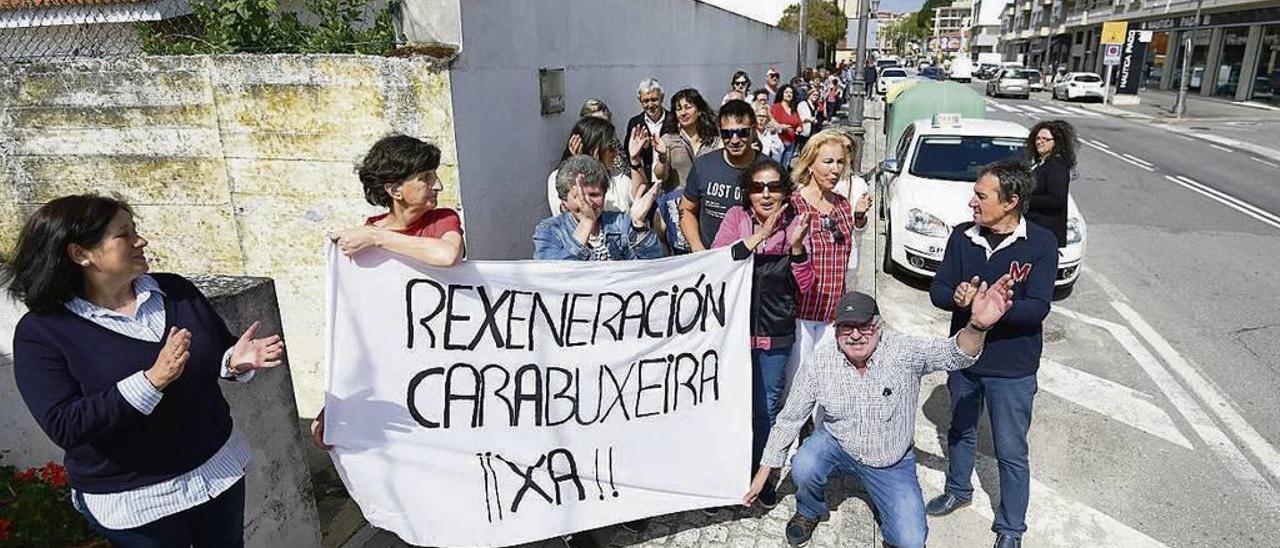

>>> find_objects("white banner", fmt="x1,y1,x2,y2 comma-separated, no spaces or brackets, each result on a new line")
324,245,755,547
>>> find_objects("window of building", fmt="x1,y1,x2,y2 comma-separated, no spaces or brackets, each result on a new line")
1170,28,1211,91
1251,25,1280,106
1214,27,1251,98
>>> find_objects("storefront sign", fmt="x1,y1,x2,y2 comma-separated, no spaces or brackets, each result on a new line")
1101,21,1130,45
1117,30,1149,95
1139,7,1280,30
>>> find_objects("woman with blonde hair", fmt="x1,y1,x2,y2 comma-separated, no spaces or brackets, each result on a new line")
787,129,872,374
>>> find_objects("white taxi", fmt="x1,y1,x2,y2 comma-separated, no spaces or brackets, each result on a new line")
878,114,1086,290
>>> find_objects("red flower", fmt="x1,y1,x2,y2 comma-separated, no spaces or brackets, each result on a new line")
36,461,68,488
0,517,10,541
13,467,36,482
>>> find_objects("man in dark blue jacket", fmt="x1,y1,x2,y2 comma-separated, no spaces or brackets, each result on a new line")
924,159,1058,548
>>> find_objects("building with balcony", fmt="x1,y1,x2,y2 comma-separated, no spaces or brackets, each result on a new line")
999,0,1280,105
971,0,1012,59
931,0,973,56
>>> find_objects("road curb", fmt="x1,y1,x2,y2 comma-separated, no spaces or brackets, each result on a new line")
1073,103,1280,163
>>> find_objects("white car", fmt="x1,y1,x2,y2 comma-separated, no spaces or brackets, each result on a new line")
876,67,910,95
878,115,1086,290
1053,72,1105,102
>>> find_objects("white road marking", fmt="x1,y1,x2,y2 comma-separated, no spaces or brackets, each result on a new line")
1018,104,1048,114
1121,153,1154,167
1037,105,1072,115
1038,359,1192,449
1054,305,1280,514
1085,138,1110,149
1083,141,1157,171
1163,175,1280,230
912,383,1172,548
987,101,1021,113
1251,156,1280,168
1113,302,1280,486
1210,144,1233,153
1061,106,1101,117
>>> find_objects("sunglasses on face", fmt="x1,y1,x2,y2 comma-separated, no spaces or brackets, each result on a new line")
768,73,780,79
734,80,750,87
821,215,846,244
720,128,752,141
749,179,784,193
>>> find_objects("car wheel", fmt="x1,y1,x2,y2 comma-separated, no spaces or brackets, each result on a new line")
1053,280,1076,301
881,220,898,276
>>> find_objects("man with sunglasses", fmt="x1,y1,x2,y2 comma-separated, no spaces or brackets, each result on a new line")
679,100,760,252
744,285,1014,548
765,67,782,103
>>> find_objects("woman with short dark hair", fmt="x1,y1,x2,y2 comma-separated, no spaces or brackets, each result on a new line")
331,134,465,266
1024,120,1078,248
711,159,813,509
4,194,284,546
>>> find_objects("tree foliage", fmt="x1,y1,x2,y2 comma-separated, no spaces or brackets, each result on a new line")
778,1,849,49
138,0,397,55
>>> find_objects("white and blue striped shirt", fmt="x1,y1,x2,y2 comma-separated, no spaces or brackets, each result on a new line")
65,274,253,530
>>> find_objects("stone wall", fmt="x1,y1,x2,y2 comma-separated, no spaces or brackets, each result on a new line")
0,54,460,416
0,277,321,546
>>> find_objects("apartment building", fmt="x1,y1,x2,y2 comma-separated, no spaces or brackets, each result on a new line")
970,0,1011,58
999,0,1279,105
933,0,974,54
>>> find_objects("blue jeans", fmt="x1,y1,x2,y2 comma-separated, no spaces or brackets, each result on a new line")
790,428,927,548
76,477,246,547
752,346,792,498
944,370,1038,538
780,142,797,169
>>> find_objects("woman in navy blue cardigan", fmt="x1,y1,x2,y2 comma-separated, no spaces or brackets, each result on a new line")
4,194,285,547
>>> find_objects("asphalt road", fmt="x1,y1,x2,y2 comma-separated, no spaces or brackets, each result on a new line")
870,79,1280,546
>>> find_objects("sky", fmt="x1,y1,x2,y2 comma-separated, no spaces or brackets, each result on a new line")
699,0,928,25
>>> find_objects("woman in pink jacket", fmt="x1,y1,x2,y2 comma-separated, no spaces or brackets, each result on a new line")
712,158,813,510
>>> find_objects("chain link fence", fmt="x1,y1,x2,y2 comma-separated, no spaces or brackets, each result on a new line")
0,0,402,61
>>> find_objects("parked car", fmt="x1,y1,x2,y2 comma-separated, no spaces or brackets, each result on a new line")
920,66,945,80
878,115,1086,289
876,57,902,70
1053,72,1106,102
1026,69,1044,91
949,57,974,83
986,68,1033,99
876,67,910,95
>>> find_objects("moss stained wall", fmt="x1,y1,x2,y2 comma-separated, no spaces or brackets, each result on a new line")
0,55,460,416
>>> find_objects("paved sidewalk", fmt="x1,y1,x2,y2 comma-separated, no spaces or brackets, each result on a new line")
1078,87,1280,122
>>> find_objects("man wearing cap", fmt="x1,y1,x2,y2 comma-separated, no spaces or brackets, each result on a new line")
743,285,1014,548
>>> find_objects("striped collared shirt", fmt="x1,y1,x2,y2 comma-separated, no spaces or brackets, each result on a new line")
64,274,253,530
761,329,978,468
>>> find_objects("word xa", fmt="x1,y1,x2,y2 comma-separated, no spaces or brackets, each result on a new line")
476,446,618,523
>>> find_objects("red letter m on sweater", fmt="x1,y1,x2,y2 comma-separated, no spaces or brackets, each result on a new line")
1009,261,1032,282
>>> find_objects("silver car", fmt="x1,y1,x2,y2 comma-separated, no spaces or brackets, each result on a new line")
986,68,1032,99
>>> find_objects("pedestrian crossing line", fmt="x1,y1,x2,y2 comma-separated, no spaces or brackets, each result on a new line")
912,383,1172,548
1054,305,1280,514
986,100,1021,113
1061,105,1102,117
1038,360,1192,449
1018,104,1048,114
1036,105,1072,116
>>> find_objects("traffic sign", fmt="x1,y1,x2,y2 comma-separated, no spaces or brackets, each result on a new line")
1101,21,1129,45
1104,43,1123,65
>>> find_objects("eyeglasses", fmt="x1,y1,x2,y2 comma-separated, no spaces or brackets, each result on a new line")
768,73,780,79
836,320,879,335
820,215,846,244
1035,136,1055,142
720,127,753,141
749,179,785,193
733,80,750,87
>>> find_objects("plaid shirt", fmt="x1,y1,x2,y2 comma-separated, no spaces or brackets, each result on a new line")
791,193,856,322
761,329,978,468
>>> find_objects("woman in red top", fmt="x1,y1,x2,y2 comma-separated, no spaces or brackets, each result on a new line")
786,130,872,379
770,84,802,169
314,134,466,448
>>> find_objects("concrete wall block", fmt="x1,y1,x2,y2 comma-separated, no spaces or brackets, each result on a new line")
213,82,389,135
226,157,366,198
217,130,393,163
130,205,245,275
12,127,224,157
7,104,219,130
15,155,232,205
209,54,382,86
6,68,211,109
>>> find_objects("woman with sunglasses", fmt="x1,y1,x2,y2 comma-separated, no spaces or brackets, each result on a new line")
1025,120,1077,248
722,70,752,105
788,130,872,376
711,159,813,509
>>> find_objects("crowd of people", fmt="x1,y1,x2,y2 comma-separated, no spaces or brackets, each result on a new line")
3,62,1078,548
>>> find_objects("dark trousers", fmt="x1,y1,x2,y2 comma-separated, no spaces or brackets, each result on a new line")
943,370,1037,538
77,477,246,547
751,345,792,500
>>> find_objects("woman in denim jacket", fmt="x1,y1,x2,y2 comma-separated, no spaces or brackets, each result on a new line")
533,155,664,261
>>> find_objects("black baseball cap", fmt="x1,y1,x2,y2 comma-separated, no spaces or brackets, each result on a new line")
833,292,879,326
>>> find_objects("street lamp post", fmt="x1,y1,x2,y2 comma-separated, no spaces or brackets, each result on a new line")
849,0,878,171
798,0,809,77
1174,0,1204,119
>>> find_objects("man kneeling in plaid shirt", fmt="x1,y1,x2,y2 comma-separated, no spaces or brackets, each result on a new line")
743,286,1014,548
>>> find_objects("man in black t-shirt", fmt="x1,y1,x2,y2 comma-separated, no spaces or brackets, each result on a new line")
680,100,759,251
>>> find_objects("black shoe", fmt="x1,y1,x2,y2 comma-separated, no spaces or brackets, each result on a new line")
759,488,779,510
618,518,648,533
993,533,1022,548
560,533,601,548
925,492,971,516
785,513,821,546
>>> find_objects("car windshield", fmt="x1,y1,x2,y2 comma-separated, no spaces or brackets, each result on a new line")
910,136,1026,182
1074,74,1102,83
883,69,907,78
